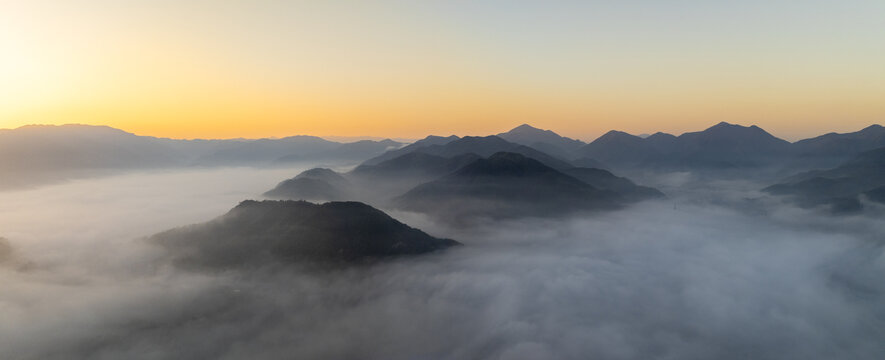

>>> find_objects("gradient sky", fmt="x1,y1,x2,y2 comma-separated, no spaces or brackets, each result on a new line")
1,0,884,141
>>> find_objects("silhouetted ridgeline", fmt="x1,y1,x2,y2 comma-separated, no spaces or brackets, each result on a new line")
151,200,460,269
577,122,793,170
4,122,884,191
359,122,885,178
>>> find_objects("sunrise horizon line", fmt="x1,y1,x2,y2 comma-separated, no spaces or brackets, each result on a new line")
4,120,883,144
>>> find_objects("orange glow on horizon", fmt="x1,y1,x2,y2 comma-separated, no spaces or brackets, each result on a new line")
1,1,884,142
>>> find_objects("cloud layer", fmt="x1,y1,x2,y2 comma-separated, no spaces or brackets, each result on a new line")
0,168,883,359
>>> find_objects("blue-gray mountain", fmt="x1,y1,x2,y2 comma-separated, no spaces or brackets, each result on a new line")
576,122,885,171
392,152,663,222
5,121,884,191
0,124,403,189
764,146,885,213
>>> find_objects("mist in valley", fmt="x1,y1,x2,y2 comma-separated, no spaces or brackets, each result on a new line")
5,0,884,357
1,167,883,360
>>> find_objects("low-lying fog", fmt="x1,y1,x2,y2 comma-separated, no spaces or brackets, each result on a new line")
1,168,883,359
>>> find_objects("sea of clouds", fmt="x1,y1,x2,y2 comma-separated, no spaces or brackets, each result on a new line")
1,167,883,359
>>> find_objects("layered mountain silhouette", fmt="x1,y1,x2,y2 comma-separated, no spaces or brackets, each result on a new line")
764,146,885,213
361,135,460,165
0,124,402,189
393,152,628,221
0,125,182,189
264,168,353,201
351,152,482,181
363,135,575,170
352,152,484,199
267,145,663,217
151,200,459,269
497,124,586,159
7,121,885,192
265,153,484,202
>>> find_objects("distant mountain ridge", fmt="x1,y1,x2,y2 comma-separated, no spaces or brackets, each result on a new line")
575,122,794,170
0,124,403,189
4,121,884,191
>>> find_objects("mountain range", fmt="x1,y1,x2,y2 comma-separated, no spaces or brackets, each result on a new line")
269,149,665,221
577,122,795,170
361,122,885,175
3,121,884,191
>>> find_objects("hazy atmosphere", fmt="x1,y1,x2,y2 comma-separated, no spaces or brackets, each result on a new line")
2,1,885,359
2,164,883,359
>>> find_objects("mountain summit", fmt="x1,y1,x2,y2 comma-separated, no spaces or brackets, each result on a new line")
497,124,586,157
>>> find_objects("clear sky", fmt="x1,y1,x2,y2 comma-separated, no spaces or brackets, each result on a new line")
1,0,883,141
